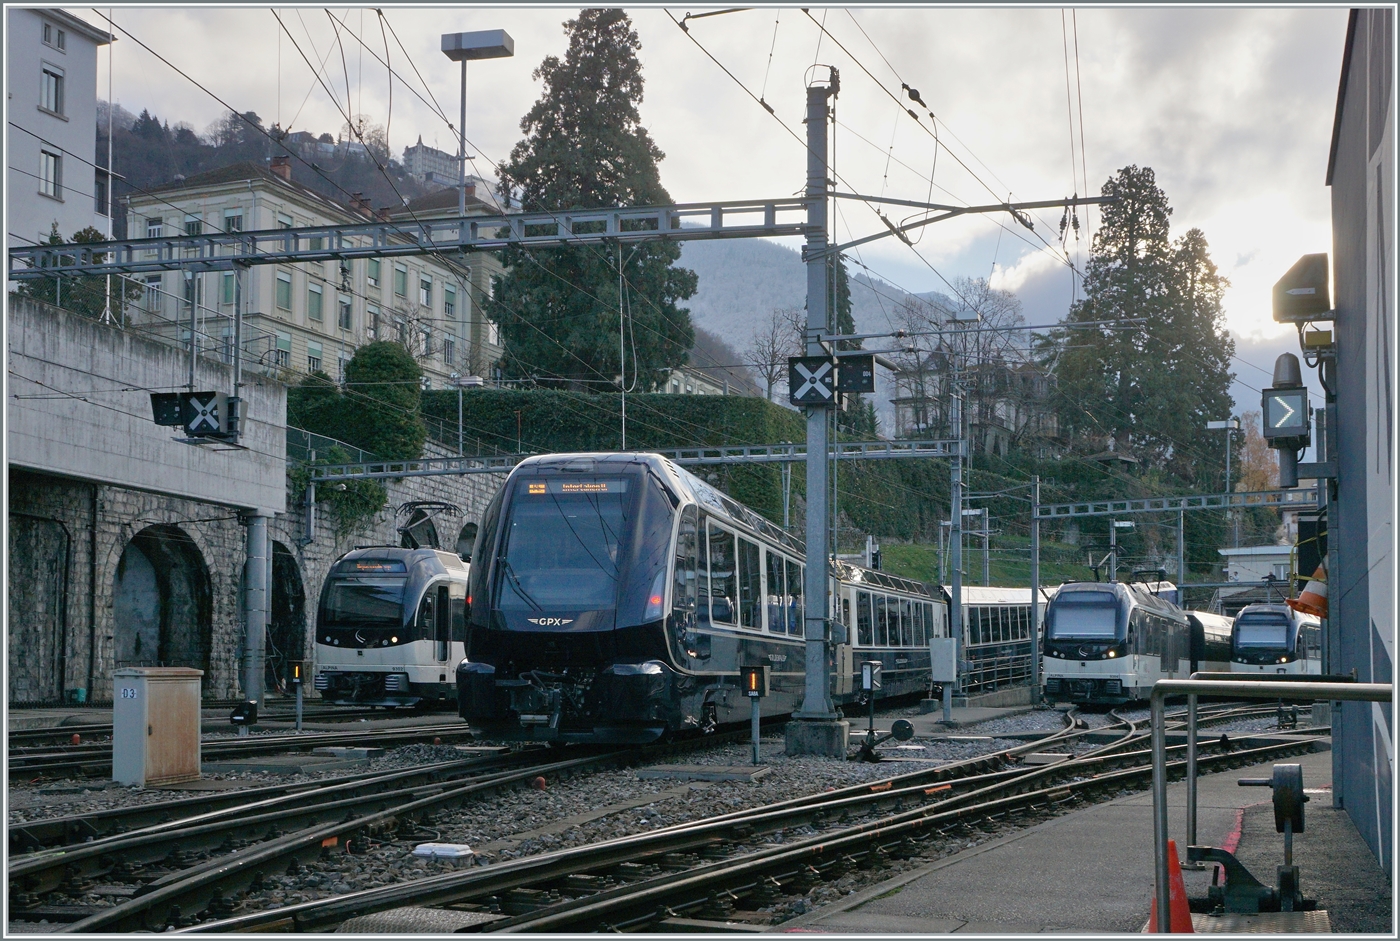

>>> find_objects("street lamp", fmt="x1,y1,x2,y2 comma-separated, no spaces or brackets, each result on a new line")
1206,418,1240,547
441,30,514,217
450,372,485,455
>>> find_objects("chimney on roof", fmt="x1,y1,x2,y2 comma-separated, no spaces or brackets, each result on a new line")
270,155,292,182
376,206,392,222
350,192,372,216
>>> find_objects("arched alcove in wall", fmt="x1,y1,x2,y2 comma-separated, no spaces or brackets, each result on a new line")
111,525,212,674
267,541,306,694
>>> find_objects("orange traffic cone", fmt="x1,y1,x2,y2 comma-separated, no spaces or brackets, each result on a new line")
1287,564,1328,618
1148,839,1195,933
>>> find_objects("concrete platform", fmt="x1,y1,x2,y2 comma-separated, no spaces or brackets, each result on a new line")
786,745,1389,934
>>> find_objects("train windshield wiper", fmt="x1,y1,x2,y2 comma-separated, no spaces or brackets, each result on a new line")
499,558,544,612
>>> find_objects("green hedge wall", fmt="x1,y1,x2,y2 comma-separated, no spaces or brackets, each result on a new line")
420,389,950,539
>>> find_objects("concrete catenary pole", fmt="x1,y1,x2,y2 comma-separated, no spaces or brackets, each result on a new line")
1030,475,1041,703
787,71,847,758
243,510,271,704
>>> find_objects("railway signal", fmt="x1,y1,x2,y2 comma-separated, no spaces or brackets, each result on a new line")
1262,353,1312,488
741,665,770,766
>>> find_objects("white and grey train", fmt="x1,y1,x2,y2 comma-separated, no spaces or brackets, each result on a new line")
1041,581,1233,705
313,548,469,707
1230,603,1322,675
456,453,949,743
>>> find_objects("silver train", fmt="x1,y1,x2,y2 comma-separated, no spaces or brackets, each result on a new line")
1041,581,1230,705
313,547,469,707
456,453,948,743
1230,603,1322,675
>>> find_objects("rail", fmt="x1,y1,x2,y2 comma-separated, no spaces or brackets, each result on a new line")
1150,678,1391,932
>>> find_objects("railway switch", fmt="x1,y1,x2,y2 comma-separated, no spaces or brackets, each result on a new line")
1187,762,1314,914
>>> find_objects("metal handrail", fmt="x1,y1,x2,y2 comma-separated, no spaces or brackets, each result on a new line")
1150,678,1391,932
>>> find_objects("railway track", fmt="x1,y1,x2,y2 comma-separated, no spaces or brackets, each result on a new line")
5,704,1318,931
7,707,437,749
169,708,1321,934
8,721,473,778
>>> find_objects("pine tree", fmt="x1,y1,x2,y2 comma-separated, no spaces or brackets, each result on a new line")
1051,166,1234,482
488,9,696,390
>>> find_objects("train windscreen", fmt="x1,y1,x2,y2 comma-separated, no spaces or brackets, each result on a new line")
323,579,406,627
1045,591,1120,639
1234,612,1290,648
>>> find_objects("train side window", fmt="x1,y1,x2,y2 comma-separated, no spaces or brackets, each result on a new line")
913,601,924,646
673,506,698,628
765,550,785,633
451,589,467,644
435,585,451,660
419,592,435,635
737,537,762,630
695,521,711,628
708,524,736,624
786,559,804,634
842,595,851,633
900,598,913,646
875,594,889,646
857,591,873,645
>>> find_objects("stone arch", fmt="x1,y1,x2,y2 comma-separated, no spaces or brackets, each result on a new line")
266,541,306,694
455,521,479,561
111,525,212,674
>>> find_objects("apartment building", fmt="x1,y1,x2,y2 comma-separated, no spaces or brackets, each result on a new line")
6,8,112,246
123,159,505,387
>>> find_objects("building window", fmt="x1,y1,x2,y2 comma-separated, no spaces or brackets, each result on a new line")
94,173,108,215
338,351,350,382
274,331,292,368
338,295,352,330
275,272,292,310
144,275,162,311
444,335,456,367
38,150,61,198
43,23,65,49
308,236,323,251
277,212,294,229
367,258,380,287
146,217,163,239
307,283,323,322
444,283,456,317
307,340,322,372
40,66,64,115
394,264,407,297
221,326,234,363
367,304,379,339
420,327,432,357
395,318,407,345
223,209,243,232
221,272,235,305
419,275,432,308
184,214,202,236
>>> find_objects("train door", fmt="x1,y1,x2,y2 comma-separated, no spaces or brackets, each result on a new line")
434,585,451,662
835,586,854,696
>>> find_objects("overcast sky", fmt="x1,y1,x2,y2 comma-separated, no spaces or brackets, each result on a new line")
79,4,1348,414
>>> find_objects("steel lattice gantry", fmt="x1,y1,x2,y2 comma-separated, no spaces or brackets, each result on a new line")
1032,486,1320,520
6,199,812,278
306,438,962,483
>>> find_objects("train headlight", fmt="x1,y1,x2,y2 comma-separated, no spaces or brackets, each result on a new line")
1107,649,1117,658
391,636,399,644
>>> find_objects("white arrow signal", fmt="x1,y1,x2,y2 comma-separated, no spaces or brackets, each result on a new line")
1271,396,1297,429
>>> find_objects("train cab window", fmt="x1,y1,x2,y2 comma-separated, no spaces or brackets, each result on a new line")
857,591,873,645
900,598,914,646
737,537,762,629
419,591,436,636
707,524,736,625
765,550,786,633
786,559,804,634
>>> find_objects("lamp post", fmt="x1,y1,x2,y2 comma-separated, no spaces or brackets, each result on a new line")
1109,519,1134,582
451,373,484,454
441,30,514,217
1207,418,1240,547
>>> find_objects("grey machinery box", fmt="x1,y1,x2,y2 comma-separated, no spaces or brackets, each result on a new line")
112,667,203,786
